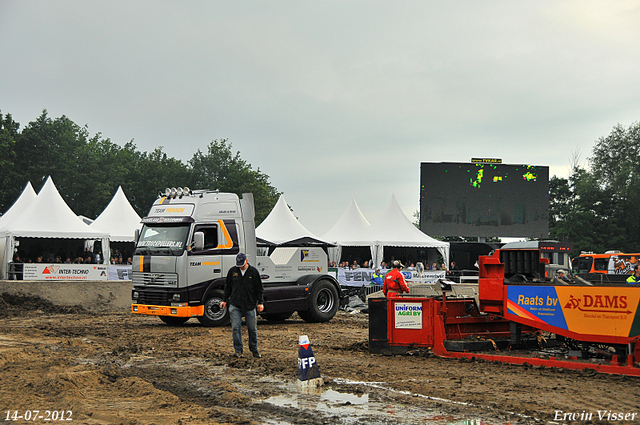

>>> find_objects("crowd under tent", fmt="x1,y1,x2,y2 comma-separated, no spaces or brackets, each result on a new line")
0,176,110,279
255,195,329,253
90,186,142,261
327,194,450,269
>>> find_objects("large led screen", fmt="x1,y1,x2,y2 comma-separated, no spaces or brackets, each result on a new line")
420,162,549,238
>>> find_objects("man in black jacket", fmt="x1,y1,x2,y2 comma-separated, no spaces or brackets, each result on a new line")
221,253,264,358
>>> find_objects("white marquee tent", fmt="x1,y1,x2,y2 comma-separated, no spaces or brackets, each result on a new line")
0,177,110,279
325,194,449,268
319,198,370,265
90,186,142,242
255,195,328,245
0,182,37,271
0,182,37,230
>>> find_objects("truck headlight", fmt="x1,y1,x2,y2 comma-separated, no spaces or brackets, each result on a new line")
172,293,181,301
132,291,139,300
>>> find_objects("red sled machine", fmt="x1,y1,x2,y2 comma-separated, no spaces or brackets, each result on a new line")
369,248,640,376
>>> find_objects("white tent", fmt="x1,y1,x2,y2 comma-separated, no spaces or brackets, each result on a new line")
0,176,110,278
0,182,37,229
256,195,327,245
331,194,449,268
319,199,370,265
91,186,142,242
0,182,38,271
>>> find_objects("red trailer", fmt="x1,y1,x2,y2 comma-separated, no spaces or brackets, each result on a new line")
369,248,640,376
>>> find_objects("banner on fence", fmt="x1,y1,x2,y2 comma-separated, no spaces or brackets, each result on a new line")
108,265,133,280
23,264,109,281
337,268,445,286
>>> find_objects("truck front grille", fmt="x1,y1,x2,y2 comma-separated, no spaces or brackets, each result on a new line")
135,290,170,306
132,271,178,286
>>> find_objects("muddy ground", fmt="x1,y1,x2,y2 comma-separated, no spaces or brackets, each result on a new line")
1,294,639,425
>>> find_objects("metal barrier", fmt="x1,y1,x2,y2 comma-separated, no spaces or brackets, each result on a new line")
360,284,383,298
343,281,480,304
7,263,23,280
341,285,384,303
447,270,479,283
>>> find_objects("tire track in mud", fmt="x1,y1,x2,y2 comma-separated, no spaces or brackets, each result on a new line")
1,306,640,424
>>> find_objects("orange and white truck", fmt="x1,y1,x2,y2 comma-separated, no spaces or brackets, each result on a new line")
131,188,342,326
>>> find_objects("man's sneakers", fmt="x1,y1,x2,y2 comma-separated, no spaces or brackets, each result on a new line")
252,351,261,358
233,351,243,358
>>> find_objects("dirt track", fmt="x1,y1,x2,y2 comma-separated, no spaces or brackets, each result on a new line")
1,294,640,425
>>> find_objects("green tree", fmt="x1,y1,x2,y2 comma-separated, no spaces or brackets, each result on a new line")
2,110,280,226
15,111,86,185
589,122,640,251
0,111,20,212
130,146,191,216
550,122,640,253
13,111,126,218
188,139,280,224
550,168,613,254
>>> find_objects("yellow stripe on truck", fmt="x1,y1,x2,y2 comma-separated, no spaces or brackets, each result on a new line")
216,219,234,249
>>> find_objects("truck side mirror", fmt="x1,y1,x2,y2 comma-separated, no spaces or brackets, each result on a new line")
194,231,204,251
134,229,140,244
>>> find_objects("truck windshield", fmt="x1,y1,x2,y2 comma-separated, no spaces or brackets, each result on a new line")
135,224,190,255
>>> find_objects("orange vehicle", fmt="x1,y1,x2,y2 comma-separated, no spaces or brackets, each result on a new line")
572,251,640,275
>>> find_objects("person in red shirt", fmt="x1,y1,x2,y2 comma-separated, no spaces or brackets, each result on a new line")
383,260,410,298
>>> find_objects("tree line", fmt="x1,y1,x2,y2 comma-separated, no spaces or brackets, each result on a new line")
2,109,639,255
549,121,640,254
0,110,280,225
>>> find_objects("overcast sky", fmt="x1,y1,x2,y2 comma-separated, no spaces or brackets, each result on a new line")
2,1,640,236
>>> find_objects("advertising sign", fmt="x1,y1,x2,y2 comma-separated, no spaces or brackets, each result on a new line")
506,286,640,338
23,264,109,281
337,268,445,286
108,265,133,280
147,203,195,217
394,302,423,329
608,255,640,275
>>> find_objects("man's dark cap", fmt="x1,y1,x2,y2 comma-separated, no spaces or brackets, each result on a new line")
236,253,247,266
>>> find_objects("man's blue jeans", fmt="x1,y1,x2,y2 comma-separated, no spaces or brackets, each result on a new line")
229,304,258,353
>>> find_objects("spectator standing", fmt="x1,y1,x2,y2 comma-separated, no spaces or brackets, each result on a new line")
557,270,571,283
220,253,264,358
370,267,384,285
383,261,410,298
627,266,640,284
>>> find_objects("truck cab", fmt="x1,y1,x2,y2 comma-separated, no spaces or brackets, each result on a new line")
131,188,342,326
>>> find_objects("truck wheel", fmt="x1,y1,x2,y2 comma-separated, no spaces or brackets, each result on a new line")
159,316,189,326
298,280,339,323
198,289,230,327
261,312,293,322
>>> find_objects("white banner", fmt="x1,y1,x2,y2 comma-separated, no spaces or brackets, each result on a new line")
337,268,446,286
394,302,423,329
108,265,133,280
23,264,108,281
